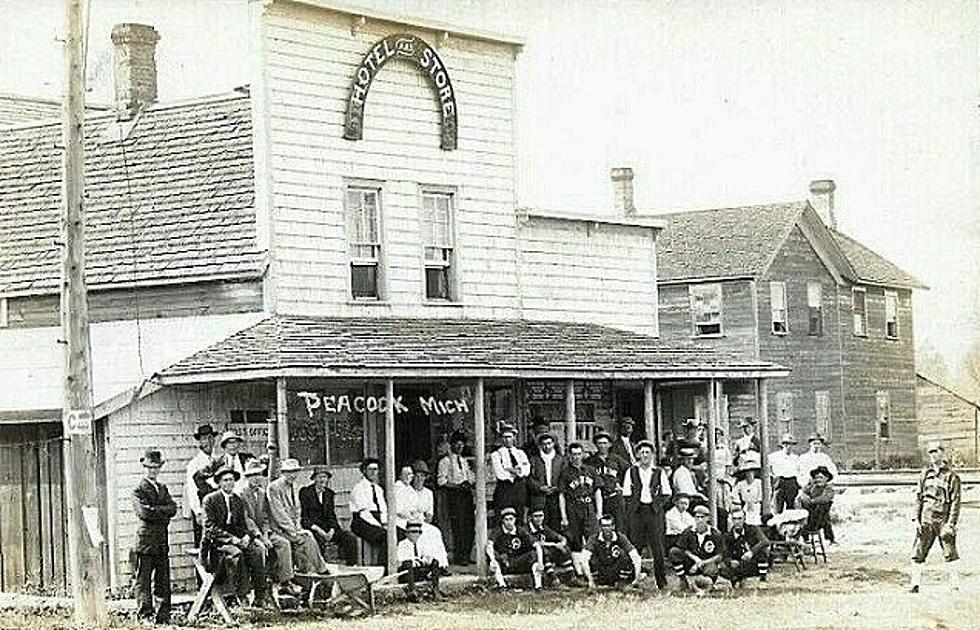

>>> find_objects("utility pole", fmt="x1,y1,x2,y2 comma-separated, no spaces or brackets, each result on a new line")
61,0,108,624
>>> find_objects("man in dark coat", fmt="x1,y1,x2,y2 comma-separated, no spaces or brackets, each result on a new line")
668,503,731,593
527,433,565,531
132,449,178,624
201,466,270,607
724,508,770,585
299,466,358,565
609,417,637,466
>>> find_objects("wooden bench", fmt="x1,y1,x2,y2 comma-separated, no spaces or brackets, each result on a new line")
295,565,394,615
186,549,233,624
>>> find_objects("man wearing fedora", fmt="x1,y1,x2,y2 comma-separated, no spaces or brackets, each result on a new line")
768,433,801,514
490,424,531,519
609,417,638,466
202,466,271,607
909,441,962,593
796,465,836,544
299,465,358,565
267,458,329,574
585,431,629,529
240,460,302,597
437,431,475,565
621,440,672,590
527,432,565,532
133,449,178,624
183,423,217,546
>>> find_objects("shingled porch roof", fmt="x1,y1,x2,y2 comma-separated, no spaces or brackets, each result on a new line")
155,315,788,383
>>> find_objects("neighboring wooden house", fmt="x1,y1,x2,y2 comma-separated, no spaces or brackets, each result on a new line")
917,373,980,466
0,92,107,127
653,187,926,468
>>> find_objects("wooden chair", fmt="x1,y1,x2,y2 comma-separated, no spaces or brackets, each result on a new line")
802,529,828,564
186,548,233,624
768,539,807,571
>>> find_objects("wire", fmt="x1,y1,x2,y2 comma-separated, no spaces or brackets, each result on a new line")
117,140,147,379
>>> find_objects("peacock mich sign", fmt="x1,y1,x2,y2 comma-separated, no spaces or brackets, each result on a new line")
343,33,459,151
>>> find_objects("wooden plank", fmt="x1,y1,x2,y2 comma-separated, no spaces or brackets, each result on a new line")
38,440,56,590
22,444,42,589
474,378,488,577
0,443,26,591
49,444,67,592
565,380,576,446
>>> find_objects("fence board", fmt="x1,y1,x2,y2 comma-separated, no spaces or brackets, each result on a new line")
22,444,42,589
0,445,26,590
38,441,56,590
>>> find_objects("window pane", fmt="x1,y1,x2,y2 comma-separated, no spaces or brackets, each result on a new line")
351,263,378,298
815,391,831,439
426,266,451,300
807,283,822,307
809,306,823,335
690,284,722,334
422,192,452,249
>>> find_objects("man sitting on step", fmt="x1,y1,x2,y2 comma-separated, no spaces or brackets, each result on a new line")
396,520,444,602
486,507,544,589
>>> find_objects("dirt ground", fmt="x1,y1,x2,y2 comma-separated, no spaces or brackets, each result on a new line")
2,486,976,629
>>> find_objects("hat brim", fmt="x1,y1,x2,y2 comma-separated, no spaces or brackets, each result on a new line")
140,459,164,467
215,470,241,482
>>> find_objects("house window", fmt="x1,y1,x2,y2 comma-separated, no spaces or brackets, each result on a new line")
770,281,788,335
776,391,794,434
814,391,830,440
852,287,867,336
689,283,722,336
885,290,899,339
875,391,890,439
421,190,455,301
346,186,382,299
807,283,823,336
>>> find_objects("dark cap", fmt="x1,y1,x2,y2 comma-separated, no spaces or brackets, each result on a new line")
810,465,834,481
140,449,164,467
311,465,332,479
599,515,615,526
500,507,517,518
449,430,468,444
537,432,556,445
213,465,240,482
592,431,613,444
692,504,711,516
193,424,216,439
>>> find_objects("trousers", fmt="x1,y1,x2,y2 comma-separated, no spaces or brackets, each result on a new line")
134,551,171,623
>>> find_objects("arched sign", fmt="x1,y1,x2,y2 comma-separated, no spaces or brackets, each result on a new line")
343,34,458,151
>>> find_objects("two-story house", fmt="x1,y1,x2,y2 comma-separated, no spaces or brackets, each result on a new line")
653,179,925,468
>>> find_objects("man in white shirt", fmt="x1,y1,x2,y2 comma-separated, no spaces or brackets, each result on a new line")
266,458,329,574
490,425,531,520
797,433,839,488
732,418,761,468
396,520,443,601
672,446,704,501
665,493,696,551
621,440,672,590
769,433,801,513
183,423,216,546
528,433,565,531
393,463,449,568
437,431,475,565
350,457,392,564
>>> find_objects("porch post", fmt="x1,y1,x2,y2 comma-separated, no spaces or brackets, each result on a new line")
706,379,718,528
654,384,664,460
565,380,576,445
643,380,655,449
474,377,488,577
274,377,288,477
385,379,397,576
757,378,772,512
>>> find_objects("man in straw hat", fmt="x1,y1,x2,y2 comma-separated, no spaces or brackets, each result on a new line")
183,423,217,546
485,506,544,589
909,441,962,593
396,520,444,601
240,459,303,597
768,433,801,514
267,458,329,574
621,440,671,590
133,449,178,624
490,424,531,519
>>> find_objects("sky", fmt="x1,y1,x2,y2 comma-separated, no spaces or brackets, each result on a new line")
2,0,977,386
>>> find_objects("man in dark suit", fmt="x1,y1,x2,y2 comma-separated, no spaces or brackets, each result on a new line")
132,449,178,624
299,466,358,565
202,466,271,607
527,433,565,531
610,417,638,466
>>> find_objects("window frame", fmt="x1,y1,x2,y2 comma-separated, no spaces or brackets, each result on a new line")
875,390,890,440
345,181,385,301
807,282,823,336
770,281,788,335
689,283,723,337
775,391,794,435
814,390,831,441
419,186,458,303
852,286,867,337
884,290,899,339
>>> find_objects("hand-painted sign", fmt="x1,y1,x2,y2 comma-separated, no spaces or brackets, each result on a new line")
343,33,458,151
65,409,93,435
295,391,469,418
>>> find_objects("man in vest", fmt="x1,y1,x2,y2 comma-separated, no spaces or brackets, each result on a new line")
910,441,962,593
621,440,671,590
724,507,770,586
584,515,643,588
585,431,630,529
490,425,531,519
668,503,730,594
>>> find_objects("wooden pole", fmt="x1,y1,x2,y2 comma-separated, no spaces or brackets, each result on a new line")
474,378,488,577
60,0,108,623
270,377,287,477
643,380,655,451
757,379,772,512
384,379,397,575
706,380,718,528
654,384,664,461
565,380,576,446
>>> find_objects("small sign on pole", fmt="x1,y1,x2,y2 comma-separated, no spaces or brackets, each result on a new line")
65,409,93,435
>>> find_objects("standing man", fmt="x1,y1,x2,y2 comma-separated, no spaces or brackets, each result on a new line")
522,417,554,456
724,508,770,586
909,441,962,593
558,442,603,579
797,433,839,486
299,466,358,565
437,431,475,565
610,417,637,466
621,440,672,590
350,458,391,563
132,449,177,624
732,418,761,468
239,459,303,597
528,432,565,531
490,425,531,519
769,433,801,514
585,431,630,529
213,431,255,493
183,423,217,546
266,458,329,574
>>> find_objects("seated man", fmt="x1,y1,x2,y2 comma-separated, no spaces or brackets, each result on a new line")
239,459,302,597
396,520,443,602
485,507,544,589
665,494,695,552
526,506,573,578
668,504,730,594
201,466,271,608
393,463,450,570
584,515,642,588
299,466,358,565
267,459,329,574
725,508,770,586
349,458,393,563
796,465,836,543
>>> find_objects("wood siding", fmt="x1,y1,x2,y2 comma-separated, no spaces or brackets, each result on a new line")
657,279,757,357
3,280,263,328
518,219,657,335
916,376,978,466
260,4,520,319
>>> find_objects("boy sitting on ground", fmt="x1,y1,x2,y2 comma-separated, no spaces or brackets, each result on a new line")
527,507,574,580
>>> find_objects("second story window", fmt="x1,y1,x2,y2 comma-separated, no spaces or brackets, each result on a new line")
421,190,455,301
689,283,722,336
770,281,788,334
885,290,899,339
852,287,867,336
346,186,382,300
807,282,823,336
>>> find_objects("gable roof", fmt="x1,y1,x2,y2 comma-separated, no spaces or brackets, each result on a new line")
916,373,980,409
0,93,263,295
156,315,788,382
0,93,108,128
654,201,925,289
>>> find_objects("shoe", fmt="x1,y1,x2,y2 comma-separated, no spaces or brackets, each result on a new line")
909,585,919,594
440,566,452,577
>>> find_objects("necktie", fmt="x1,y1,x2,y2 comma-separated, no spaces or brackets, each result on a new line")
413,542,419,559
507,448,518,469
372,484,381,512
457,455,464,480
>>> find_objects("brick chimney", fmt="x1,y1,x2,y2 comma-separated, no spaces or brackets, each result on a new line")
111,23,160,120
611,167,636,216
808,179,837,229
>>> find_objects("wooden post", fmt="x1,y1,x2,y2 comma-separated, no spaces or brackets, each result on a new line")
654,384,664,461
384,379,397,575
60,0,108,623
271,377,287,477
643,380,655,451
706,380,718,528
474,378,488,577
757,379,772,512
565,380,576,446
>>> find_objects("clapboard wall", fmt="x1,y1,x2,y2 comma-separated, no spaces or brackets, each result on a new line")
916,375,979,465
258,2,521,320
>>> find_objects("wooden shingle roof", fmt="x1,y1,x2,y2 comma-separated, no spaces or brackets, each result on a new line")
0,93,108,128
0,93,262,295
157,315,788,381
829,228,926,289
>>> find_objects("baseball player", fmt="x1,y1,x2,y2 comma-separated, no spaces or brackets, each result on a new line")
668,503,730,594
558,442,603,579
